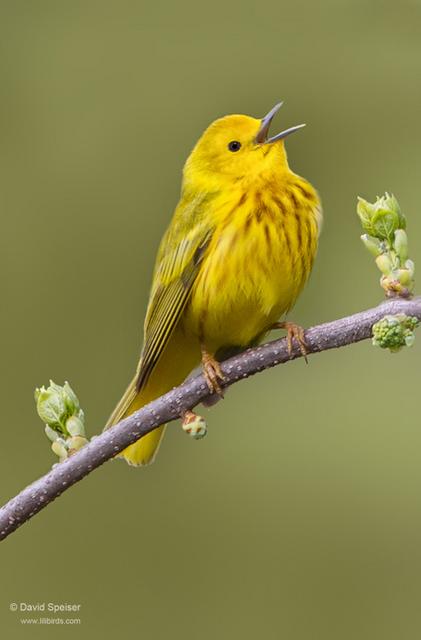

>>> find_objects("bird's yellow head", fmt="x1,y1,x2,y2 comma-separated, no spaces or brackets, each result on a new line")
183,103,305,191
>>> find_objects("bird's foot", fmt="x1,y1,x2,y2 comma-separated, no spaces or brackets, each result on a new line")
272,321,308,362
181,410,207,439
201,348,225,396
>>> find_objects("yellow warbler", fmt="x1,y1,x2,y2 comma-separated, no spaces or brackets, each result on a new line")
106,102,322,466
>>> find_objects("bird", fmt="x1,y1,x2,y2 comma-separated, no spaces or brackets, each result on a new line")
105,102,322,466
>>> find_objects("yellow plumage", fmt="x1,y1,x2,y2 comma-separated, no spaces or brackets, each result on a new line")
105,103,322,466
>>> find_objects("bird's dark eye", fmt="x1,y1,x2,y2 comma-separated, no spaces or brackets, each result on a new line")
228,140,241,152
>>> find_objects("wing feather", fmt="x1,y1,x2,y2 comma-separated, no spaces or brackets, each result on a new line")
136,193,214,391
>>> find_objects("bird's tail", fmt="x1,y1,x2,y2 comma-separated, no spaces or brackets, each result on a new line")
105,326,201,467
104,373,166,466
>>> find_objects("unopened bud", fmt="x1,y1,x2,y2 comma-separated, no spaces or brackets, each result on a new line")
361,234,382,257
67,435,89,453
396,269,412,286
376,254,393,275
44,425,59,443
372,314,419,352
65,416,85,437
394,229,408,261
405,333,416,347
405,259,415,278
35,379,88,459
182,412,207,440
51,438,69,461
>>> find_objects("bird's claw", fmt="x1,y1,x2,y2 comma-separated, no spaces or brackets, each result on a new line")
273,321,308,362
201,350,225,396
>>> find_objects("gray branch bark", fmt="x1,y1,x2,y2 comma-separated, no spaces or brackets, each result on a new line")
1,296,420,541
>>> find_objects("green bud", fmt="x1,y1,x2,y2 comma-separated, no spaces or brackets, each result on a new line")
44,425,59,442
405,259,415,278
35,380,88,460
375,254,393,275
182,413,207,440
360,234,383,257
357,197,375,233
405,333,415,347
357,193,405,242
51,438,69,461
372,314,419,352
67,435,89,453
63,381,80,414
35,383,67,429
35,380,84,431
65,415,85,437
394,229,408,261
396,269,412,286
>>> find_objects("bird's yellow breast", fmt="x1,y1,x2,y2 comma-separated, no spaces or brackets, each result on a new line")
184,175,321,352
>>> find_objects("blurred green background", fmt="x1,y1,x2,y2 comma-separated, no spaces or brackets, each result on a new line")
1,1,421,638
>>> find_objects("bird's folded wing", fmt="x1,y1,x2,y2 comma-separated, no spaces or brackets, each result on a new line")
136,194,214,391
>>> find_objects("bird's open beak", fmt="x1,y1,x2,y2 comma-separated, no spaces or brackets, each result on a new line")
255,102,306,144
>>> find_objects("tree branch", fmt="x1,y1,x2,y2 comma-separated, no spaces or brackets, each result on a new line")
1,296,420,541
